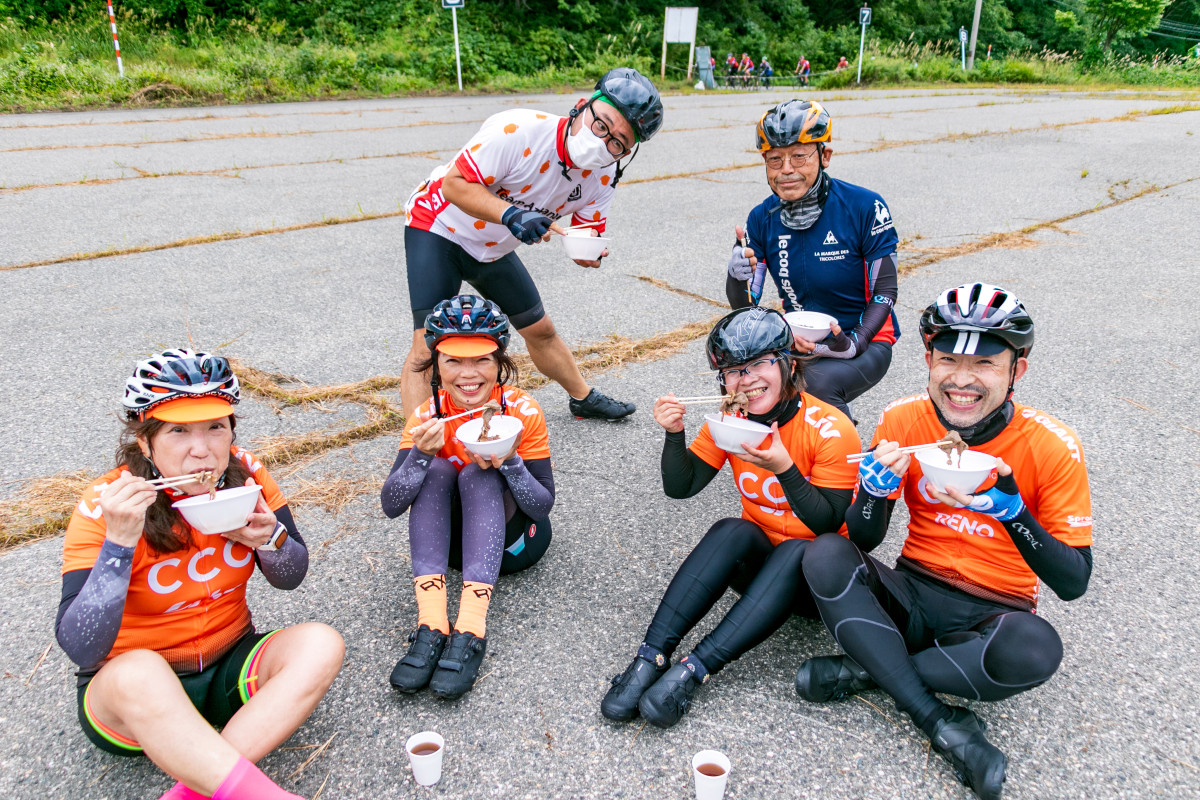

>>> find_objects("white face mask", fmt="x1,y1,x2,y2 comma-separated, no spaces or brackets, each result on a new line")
567,118,618,170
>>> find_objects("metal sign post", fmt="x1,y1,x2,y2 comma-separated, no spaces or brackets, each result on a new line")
857,4,871,85
442,0,465,91
662,7,699,80
959,27,968,70
967,0,983,69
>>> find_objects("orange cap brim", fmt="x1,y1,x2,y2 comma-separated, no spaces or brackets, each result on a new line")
435,335,499,358
147,396,234,423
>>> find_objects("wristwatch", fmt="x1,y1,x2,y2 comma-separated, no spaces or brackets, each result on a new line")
257,521,288,552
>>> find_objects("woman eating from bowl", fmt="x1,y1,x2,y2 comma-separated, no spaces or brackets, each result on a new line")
55,349,344,800
382,294,555,699
600,307,859,728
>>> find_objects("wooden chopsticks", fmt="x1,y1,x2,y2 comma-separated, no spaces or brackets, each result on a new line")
846,441,958,464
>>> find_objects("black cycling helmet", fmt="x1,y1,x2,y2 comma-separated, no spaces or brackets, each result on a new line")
594,67,664,143
919,283,1035,359
123,349,240,421
755,99,832,152
424,294,511,354
706,307,794,370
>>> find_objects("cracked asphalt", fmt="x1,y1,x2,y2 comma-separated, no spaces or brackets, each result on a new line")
2,85,1198,799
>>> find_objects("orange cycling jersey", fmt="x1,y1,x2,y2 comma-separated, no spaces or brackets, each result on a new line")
399,385,551,469
871,395,1093,605
61,447,287,674
689,393,859,545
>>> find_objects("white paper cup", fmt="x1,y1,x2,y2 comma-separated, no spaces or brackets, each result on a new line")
405,731,445,787
691,749,731,800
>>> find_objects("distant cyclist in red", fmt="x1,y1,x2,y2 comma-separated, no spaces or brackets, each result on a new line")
795,56,811,85
835,56,850,72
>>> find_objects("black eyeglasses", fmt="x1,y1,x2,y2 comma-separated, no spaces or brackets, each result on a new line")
763,150,819,170
719,356,783,383
588,103,632,157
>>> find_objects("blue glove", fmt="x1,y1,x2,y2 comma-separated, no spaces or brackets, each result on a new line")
502,206,554,244
964,471,1026,522
858,451,901,498
728,242,755,281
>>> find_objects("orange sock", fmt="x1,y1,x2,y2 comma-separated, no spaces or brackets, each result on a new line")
413,574,449,634
455,581,493,638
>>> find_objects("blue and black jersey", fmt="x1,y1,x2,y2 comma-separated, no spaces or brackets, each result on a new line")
745,177,901,344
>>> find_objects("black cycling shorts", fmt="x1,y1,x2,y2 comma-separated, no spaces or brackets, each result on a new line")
405,226,545,331
76,630,278,757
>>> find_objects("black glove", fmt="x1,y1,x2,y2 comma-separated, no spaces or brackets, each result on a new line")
502,206,553,245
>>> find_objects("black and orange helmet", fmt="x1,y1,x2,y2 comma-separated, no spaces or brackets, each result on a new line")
755,100,832,152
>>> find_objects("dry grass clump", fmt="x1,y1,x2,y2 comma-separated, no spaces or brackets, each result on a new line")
0,471,97,550
287,476,384,515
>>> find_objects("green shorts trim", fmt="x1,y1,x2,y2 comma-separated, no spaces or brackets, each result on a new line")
77,630,280,757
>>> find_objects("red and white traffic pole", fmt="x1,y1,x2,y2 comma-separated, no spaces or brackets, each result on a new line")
105,0,124,78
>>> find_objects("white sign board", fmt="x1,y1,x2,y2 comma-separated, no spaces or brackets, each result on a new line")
859,7,872,26
442,0,464,7
664,7,698,43
959,27,968,42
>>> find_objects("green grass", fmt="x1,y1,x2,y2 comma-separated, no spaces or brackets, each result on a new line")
2,14,1198,113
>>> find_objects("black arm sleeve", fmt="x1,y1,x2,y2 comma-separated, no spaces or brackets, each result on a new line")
844,488,896,553
1003,508,1093,601
848,252,898,347
776,466,853,535
661,431,721,499
726,273,752,310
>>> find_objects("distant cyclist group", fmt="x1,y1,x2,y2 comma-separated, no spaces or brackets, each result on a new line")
56,66,1091,800
720,52,849,88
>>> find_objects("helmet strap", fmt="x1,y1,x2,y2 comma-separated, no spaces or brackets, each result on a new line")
430,362,444,418
560,105,583,181
611,143,638,188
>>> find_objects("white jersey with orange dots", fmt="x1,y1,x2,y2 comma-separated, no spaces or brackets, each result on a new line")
405,109,616,262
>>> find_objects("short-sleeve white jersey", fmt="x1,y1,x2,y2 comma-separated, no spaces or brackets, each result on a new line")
405,109,616,262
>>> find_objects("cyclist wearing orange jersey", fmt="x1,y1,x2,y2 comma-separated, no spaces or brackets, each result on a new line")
601,308,858,728
796,284,1093,800
55,350,344,800
383,295,555,700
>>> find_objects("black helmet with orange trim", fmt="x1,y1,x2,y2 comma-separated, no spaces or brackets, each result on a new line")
919,283,1035,359
424,294,511,355
123,349,240,422
755,99,832,152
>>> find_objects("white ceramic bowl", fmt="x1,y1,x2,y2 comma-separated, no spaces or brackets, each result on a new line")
784,310,838,342
561,233,609,261
456,415,523,458
705,413,772,455
172,485,262,534
914,448,997,494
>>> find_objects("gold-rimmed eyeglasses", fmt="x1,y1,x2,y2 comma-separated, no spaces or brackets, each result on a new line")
763,150,819,170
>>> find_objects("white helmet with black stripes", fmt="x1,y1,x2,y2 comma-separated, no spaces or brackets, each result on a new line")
919,283,1034,359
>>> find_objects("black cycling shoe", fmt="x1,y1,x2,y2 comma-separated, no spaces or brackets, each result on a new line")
569,389,636,421
601,655,667,722
390,625,448,693
931,707,1008,800
638,663,704,728
428,631,487,700
794,654,876,702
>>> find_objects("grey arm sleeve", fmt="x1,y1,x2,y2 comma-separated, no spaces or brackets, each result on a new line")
381,447,433,518
54,539,134,668
499,456,556,519
255,505,308,590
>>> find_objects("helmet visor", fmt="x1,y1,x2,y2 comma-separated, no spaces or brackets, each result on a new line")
436,335,500,358
148,396,234,423
930,331,1012,357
